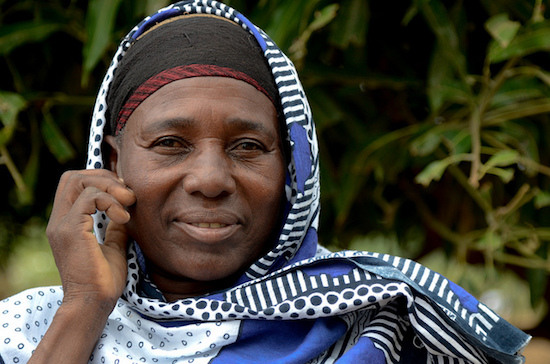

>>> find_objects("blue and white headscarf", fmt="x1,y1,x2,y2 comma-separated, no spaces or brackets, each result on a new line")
0,1,530,363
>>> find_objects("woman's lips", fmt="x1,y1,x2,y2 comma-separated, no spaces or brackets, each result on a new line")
173,222,239,243
191,222,227,228
174,210,240,226
172,211,241,243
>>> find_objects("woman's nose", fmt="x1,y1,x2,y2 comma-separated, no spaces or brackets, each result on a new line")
182,146,237,198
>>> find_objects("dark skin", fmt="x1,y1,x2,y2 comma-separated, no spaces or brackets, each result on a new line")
29,77,285,363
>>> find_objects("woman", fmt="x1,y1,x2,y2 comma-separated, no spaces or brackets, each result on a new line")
0,1,530,363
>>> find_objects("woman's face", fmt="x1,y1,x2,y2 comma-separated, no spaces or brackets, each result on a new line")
107,77,285,299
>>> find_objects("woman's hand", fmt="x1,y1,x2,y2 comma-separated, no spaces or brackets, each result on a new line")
46,169,136,306
29,169,136,364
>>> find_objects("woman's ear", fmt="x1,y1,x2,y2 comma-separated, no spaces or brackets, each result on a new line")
104,135,120,175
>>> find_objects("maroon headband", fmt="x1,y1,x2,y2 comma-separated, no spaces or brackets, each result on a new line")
107,16,280,136
115,64,274,135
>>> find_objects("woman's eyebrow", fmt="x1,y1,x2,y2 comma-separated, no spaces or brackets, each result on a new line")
226,118,276,139
141,116,277,140
141,117,194,133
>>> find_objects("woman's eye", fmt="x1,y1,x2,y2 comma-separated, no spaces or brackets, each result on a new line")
235,141,263,151
153,137,190,151
159,140,176,147
156,138,181,148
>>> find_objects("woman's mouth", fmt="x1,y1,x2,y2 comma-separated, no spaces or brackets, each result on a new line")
171,211,242,242
172,220,239,244
191,223,228,228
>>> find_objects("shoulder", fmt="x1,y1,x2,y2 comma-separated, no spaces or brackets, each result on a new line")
0,286,64,361
1,286,64,311
0,286,65,330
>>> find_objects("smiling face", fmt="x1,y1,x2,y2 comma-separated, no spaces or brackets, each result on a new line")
107,77,285,300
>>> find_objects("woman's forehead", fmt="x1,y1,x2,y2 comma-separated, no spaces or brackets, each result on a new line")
126,77,279,137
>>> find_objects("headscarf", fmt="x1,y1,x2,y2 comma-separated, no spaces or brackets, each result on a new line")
0,1,530,363
105,15,282,136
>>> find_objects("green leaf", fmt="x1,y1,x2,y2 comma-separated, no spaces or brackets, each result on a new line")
334,169,367,227
534,190,550,209
485,167,515,183
82,0,124,84
0,91,27,146
348,230,424,257
0,92,26,128
444,129,472,155
477,229,502,250
491,74,548,108
145,0,171,15
306,87,343,131
289,4,339,64
0,22,63,55
485,13,521,48
415,160,449,186
415,154,470,186
480,150,518,182
0,145,26,193
264,0,322,51
532,69,550,87
427,79,471,112
491,121,539,162
484,98,550,124
488,21,550,63
40,113,76,164
484,149,519,168
15,121,41,206
491,88,545,107
308,4,339,32
410,129,442,157
427,41,453,112
527,267,548,306
419,0,469,90
402,3,419,26
329,0,369,48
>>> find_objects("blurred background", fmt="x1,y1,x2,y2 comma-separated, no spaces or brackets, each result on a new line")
1,0,550,360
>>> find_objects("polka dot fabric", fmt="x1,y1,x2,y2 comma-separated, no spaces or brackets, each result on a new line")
0,249,530,363
92,312,240,363
0,287,63,363
0,1,530,363
0,287,241,364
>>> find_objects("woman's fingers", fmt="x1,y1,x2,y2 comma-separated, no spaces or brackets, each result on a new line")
51,170,135,220
103,220,130,256
101,221,131,295
73,187,131,225
47,170,135,245
47,170,136,249
46,169,136,306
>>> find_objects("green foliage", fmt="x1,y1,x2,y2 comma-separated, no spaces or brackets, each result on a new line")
1,0,550,330
0,22,63,55
0,218,60,299
82,0,124,85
